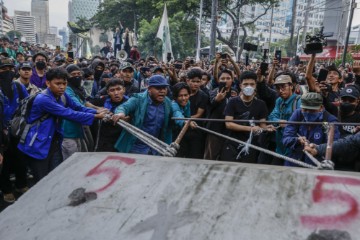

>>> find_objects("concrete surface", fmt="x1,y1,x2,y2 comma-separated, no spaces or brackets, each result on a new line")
1,152,360,240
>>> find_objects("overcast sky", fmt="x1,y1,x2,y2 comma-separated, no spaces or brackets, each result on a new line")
3,0,360,32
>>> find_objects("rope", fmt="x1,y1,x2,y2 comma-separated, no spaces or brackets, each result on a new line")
116,120,176,156
195,125,318,169
172,117,360,127
103,114,177,157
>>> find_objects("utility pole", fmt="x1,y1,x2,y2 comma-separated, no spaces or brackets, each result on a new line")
342,0,356,66
195,0,204,61
236,4,242,61
268,7,274,52
289,0,297,56
301,0,312,47
210,0,218,60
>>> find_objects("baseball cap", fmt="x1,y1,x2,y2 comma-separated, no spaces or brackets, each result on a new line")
274,75,292,85
66,64,81,74
0,57,15,68
300,92,323,110
120,62,134,71
152,66,164,73
19,62,32,69
148,75,169,87
32,52,48,62
340,86,360,99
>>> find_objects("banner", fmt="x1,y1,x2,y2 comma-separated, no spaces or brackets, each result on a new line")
156,4,173,62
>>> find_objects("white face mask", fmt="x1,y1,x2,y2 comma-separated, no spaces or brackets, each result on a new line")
243,86,255,96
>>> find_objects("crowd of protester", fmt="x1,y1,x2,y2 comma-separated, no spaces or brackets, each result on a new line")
1,34,360,204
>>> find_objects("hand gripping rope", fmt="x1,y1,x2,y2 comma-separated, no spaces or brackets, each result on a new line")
104,115,192,157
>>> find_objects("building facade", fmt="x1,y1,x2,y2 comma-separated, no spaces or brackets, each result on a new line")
68,0,101,23
14,11,36,44
31,0,49,43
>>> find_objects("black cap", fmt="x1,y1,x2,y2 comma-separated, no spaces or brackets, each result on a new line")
32,52,48,62
0,57,15,68
152,66,164,73
66,64,81,74
340,86,360,99
19,62,32,69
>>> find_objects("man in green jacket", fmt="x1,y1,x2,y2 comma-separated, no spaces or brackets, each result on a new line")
112,75,173,154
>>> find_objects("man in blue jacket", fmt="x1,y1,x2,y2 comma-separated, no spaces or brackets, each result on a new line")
282,92,340,167
112,75,173,155
17,67,107,183
267,74,301,165
0,57,28,203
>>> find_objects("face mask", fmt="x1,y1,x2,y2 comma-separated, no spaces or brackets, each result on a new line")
243,86,255,96
0,70,16,99
68,76,83,88
83,80,93,96
35,61,47,70
340,102,356,115
94,70,103,80
303,111,323,122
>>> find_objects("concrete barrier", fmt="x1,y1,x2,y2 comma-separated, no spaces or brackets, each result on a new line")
1,152,360,240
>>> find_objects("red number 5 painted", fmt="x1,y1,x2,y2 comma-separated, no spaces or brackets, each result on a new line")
301,175,360,228
85,155,135,193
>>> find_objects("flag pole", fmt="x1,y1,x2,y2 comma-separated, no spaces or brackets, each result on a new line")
195,0,204,62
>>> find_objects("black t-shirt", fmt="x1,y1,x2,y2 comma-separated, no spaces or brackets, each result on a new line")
206,88,232,132
340,112,360,137
189,89,209,116
224,96,268,141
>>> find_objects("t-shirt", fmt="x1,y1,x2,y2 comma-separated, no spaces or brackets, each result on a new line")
340,112,360,137
189,89,209,116
224,96,268,141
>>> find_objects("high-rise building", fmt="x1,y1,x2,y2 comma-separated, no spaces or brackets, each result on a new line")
323,0,350,45
1,5,14,35
59,27,68,47
31,0,49,43
49,26,58,35
68,0,101,22
14,11,36,44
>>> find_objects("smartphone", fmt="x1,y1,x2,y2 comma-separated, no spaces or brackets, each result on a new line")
275,50,281,62
221,53,227,59
260,62,269,75
67,51,74,59
317,68,328,82
218,82,226,90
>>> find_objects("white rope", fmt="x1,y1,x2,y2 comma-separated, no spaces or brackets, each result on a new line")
109,117,177,157
195,125,318,169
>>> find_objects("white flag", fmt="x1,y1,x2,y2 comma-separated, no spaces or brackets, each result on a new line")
156,4,173,63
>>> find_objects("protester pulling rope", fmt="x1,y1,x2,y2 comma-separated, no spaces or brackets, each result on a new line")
104,115,181,157
103,113,194,157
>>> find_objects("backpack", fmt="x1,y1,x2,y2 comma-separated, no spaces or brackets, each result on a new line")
10,90,66,143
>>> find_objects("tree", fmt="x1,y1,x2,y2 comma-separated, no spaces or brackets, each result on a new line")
212,0,280,59
92,0,281,59
138,11,198,59
6,30,22,41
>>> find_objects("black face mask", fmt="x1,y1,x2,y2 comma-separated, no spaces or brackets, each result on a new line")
68,76,83,88
340,102,356,116
0,70,16,100
36,61,47,70
94,70,103,81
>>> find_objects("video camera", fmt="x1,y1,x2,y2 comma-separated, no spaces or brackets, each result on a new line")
304,27,327,55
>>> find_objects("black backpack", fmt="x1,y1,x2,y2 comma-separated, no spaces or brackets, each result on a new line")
10,90,66,143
